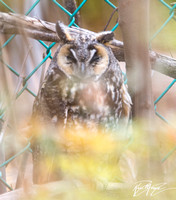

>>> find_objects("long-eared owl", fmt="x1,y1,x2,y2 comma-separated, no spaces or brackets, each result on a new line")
32,22,132,183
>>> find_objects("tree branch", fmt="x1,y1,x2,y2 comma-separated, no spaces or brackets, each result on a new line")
150,51,176,79
0,12,59,42
0,12,176,79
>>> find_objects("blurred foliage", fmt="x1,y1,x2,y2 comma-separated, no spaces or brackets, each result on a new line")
19,120,176,200
29,123,130,184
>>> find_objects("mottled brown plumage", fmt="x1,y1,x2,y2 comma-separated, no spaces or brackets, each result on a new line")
32,22,132,184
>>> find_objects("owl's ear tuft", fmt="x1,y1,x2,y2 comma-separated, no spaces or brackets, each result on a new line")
56,21,73,42
96,32,114,44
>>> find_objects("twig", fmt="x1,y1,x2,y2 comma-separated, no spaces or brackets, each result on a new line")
104,7,118,31
39,53,47,89
14,46,33,97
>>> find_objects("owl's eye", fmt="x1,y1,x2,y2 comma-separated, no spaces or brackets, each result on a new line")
90,51,101,64
66,49,77,63
67,54,76,62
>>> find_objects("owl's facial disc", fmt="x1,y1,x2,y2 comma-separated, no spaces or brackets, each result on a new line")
90,45,109,78
57,44,109,81
57,44,74,78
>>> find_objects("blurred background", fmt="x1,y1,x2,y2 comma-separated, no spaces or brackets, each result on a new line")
0,0,176,198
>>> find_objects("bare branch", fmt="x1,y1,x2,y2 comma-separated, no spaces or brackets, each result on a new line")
150,51,176,79
0,12,176,79
0,12,55,32
0,12,59,42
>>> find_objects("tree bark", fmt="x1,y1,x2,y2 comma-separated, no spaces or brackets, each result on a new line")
118,0,163,180
118,0,153,119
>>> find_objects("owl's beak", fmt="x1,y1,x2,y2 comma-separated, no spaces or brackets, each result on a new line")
81,63,85,74
77,62,86,79
72,63,91,81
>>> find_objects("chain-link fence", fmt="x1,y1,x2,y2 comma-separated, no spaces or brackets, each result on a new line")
0,0,176,193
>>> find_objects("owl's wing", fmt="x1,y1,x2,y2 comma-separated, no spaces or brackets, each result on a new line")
31,69,62,184
32,63,63,123
32,77,50,123
121,83,132,124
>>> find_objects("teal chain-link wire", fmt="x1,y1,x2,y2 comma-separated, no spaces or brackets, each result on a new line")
151,0,176,125
0,0,42,190
151,0,176,124
151,0,176,163
0,0,176,190
151,0,176,41
0,0,119,191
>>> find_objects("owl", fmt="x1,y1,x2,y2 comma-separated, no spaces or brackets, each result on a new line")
31,22,132,184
